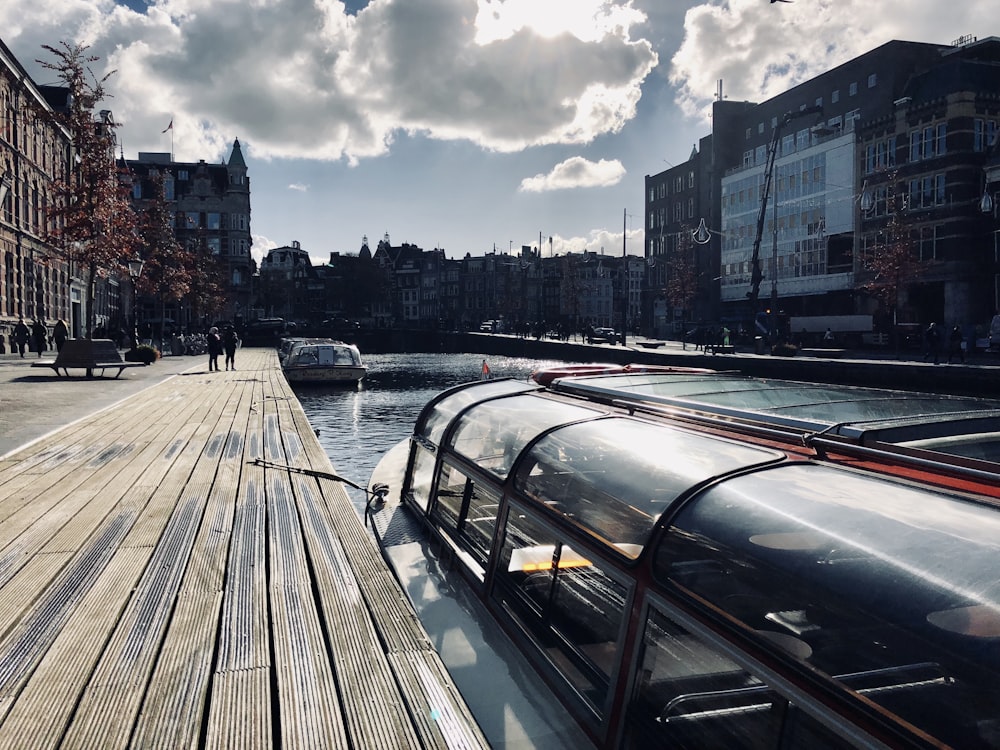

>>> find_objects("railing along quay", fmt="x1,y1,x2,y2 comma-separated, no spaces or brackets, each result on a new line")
0,348,487,750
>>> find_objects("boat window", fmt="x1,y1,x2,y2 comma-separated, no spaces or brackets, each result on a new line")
430,461,500,578
449,395,601,479
655,463,1000,749
624,605,861,749
493,508,629,717
516,418,781,558
420,380,537,445
408,443,437,513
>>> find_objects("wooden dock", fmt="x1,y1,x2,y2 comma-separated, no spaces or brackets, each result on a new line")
0,348,488,749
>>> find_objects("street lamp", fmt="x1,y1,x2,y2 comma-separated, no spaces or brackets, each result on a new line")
127,256,145,350
747,105,823,345
622,208,628,346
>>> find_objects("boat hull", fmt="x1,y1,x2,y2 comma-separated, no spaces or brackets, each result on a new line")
282,365,366,384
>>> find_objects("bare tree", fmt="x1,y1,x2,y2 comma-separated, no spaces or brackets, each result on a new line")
40,42,138,338
135,172,190,347
185,230,227,329
860,173,923,339
665,225,698,318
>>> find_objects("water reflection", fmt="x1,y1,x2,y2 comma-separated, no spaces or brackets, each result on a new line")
295,353,561,514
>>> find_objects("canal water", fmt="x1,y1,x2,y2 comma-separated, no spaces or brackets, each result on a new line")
295,352,565,513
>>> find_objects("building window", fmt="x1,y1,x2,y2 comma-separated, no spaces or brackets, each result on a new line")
207,212,221,230
845,109,860,132
771,116,778,128
936,123,947,156
909,129,922,162
688,170,695,188
815,97,823,108
849,81,858,96
648,187,654,202
177,170,188,181
868,73,877,88
659,183,666,199
164,178,175,201
674,176,682,192
185,211,200,228
831,89,840,104
746,127,751,140
974,119,997,151
688,198,694,218
132,183,142,200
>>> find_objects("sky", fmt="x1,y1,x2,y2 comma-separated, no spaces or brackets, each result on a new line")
0,1,993,266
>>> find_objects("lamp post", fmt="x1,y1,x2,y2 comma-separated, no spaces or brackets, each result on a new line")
748,105,823,345
127,256,145,350
621,208,628,346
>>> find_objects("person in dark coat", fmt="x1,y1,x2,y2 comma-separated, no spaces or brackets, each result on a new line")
947,325,965,364
53,319,69,352
13,318,29,357
222,326,239,370
30,319,46,357
207,326,223,372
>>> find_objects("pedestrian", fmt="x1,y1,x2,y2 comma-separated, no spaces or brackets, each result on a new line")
13,317,29,358
947,325,965,364
223,326,239,370
923,322,940,365
823,327,835,346
207,326,223,372
30,319,46,358
53,319,69,352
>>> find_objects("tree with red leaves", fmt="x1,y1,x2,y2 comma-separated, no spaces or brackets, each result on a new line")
40,41,138,339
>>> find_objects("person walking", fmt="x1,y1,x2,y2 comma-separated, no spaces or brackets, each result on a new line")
13,318,29,358
30,319,46,358
947,325,965,364
53,319,69,352
207,326,223,372
222,326,239,370
923,322,940,365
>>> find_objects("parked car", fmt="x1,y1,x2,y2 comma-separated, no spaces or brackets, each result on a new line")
588,327,618,344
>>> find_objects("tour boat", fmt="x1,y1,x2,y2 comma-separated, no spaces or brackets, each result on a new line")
368,366,1000,749
281,339,366,384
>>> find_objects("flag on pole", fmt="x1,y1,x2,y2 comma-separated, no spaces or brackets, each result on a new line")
162,119,173,133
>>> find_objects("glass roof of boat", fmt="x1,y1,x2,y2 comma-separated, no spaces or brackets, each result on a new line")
514,416,782,558
552,373,1000,459
448,395,603,480
419,379,538,445
659,462,1000,703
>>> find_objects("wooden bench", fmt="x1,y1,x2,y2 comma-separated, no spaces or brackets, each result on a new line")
32,338,146,378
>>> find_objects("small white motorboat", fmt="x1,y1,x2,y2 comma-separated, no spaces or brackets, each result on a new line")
281,339,366,385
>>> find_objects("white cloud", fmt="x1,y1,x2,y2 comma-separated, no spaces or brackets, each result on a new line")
519,156,625,192
288,183,309,192
1,0,657,164
251,232,278,264
669,0,992,123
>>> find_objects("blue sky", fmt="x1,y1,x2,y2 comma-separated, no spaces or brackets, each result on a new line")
1,1,991,264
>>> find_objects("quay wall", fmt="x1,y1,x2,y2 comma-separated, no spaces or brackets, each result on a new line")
258,327,1000,397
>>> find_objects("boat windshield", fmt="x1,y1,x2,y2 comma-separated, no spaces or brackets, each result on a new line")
448,395,602,479
515,417,781,559
418,380,538,445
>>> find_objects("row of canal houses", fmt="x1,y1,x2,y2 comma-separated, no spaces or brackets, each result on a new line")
259,234,650,334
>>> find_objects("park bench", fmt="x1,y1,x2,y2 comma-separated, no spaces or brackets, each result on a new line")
32,338,146,378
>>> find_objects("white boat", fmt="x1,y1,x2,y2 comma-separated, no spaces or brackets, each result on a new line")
281,339,366,384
